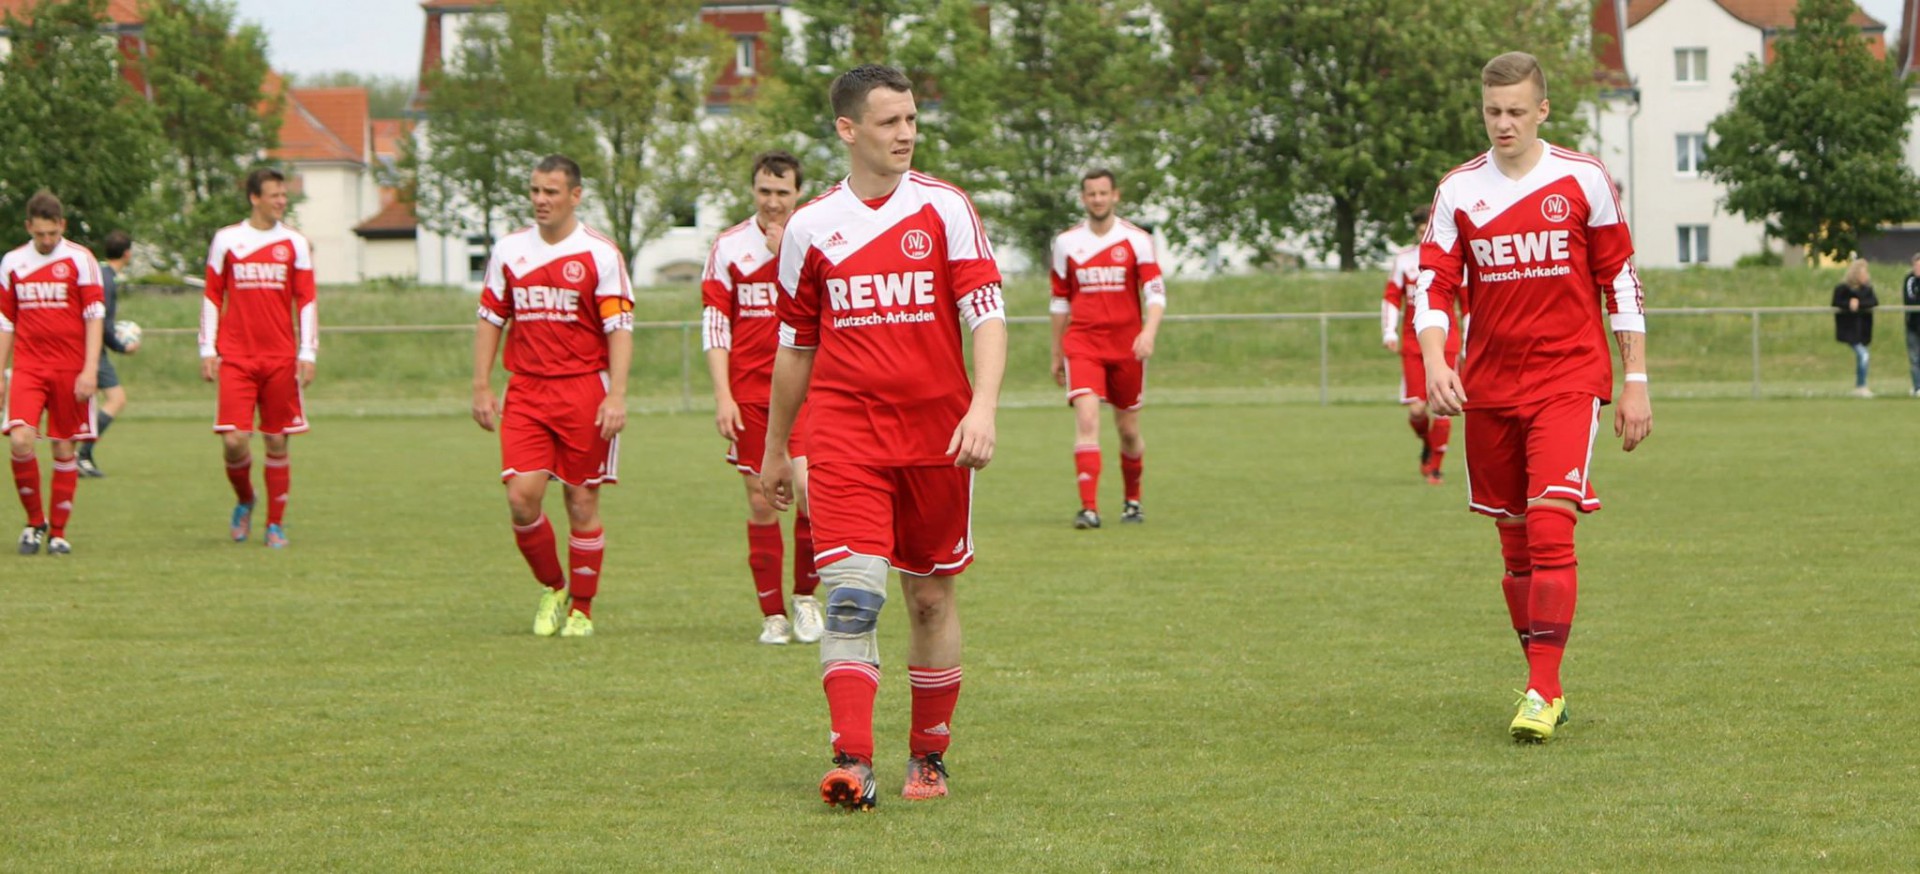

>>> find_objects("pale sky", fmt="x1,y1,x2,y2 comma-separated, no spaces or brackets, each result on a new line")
230,0,1908,84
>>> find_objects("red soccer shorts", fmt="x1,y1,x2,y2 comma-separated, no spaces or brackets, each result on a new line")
1065,355,1145,411
807,462,974,577
3,368,96,441
215,357,308,435
724,403,810,476
1462,393,1603,518
499,372,618,487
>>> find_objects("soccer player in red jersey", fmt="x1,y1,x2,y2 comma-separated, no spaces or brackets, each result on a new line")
1,191,104,556
1050,169,1165,528
760,64,1006,809
1382,205,1462,484
1413,52,1652,743
200,168,318,549
701,150,825,646
472,154,635,639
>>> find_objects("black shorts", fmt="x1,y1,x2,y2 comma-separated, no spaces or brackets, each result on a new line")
97,353,120,390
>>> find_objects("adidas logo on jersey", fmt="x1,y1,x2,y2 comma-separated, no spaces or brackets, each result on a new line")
1469,199,1490,213
821,231,849,249
1564,468,1582,483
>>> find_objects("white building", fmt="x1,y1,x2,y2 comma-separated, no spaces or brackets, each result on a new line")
1597,0,1892,267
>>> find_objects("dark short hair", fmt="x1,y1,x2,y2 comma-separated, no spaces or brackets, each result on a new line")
751,150,803,191
104,230,132,259
830,64,912,121
1081,168,1118,190
535,154,583,190
1412,205,1431,224
246,167,285,198
26,190,62,222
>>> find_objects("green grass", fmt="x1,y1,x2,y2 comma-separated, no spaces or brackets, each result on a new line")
111,263,1920,420
1,401,1916,871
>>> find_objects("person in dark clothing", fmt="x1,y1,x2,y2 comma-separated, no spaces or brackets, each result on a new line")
1902,253,1920,397
77,230,137,476
1833,258,1878,398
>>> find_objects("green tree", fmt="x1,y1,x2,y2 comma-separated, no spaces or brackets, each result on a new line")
403,6,577,251
764,0,930,186
137,0,280,273
0,0,163,248
1159,0,1596,271
1704,0,1919,263
530,0,731,258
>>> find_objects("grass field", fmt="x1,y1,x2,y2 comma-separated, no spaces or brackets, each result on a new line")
2,400,1916,871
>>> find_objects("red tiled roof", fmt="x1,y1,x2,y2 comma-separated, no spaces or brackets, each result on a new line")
0,0,142,26
354,197,417,238
1593,0,1631,90
272,87,366,164
1628,0,1882,29
1902,0,1920,77
371,119,411,161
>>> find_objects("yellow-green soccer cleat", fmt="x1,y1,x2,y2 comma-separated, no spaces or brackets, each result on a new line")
1509,689,1569,743
560,609,594,638
533,587,569,636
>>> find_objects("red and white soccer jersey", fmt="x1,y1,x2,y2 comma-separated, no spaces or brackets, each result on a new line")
478,223,634,486
1,239,104,439
1382,244,1464,403
702,217,782,406
777,172,1003,575
200,222,317,363
1412,143,1642,411
1051,221,1165,410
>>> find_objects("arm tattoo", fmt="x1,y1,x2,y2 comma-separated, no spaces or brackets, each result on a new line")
1613,330,1645,372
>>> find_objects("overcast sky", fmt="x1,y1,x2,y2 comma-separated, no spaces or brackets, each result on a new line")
231,0,1909,83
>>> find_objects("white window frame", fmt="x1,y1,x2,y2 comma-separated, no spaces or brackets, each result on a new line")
1674,48,1707,84
1675,133,1707,176
735,36,756,76
1676,225,1710,265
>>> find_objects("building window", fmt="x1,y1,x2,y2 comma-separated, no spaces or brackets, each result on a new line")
467,235,489,283
1675,133,1707,175
735,36,756,75
1677,225,1710,264
1674,48,1706,83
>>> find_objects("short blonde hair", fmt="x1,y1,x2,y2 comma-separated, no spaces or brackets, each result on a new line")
1482,52,1547,99
1845,258,1871,288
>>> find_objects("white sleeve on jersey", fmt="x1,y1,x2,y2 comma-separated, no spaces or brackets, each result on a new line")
702,305,731,351
957,283,1005,331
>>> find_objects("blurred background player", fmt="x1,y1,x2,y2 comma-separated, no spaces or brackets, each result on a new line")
77,229,138,477
701,150,824,645
1381,206,1460,484
472,154,634,639
761,64,1006,809
200,168,317,549
1,191,104,555
1413,52,1652,744
1049,168,1165,528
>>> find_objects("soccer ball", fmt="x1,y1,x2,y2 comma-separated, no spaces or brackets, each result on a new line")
113,320,141,348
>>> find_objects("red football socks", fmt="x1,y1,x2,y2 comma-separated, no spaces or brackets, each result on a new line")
225,454,256,506
1074,443,1101,511
47,456,77,538
568,527,604,617
823,660,880,764
11,451,43,527
748,521,785,616
792,513,819,597
1524,505,1579,701
1426,417,1451,473
1497,521,1532,652
511,514,565,589
263,454,290,526
908,665,963,757
1408,412,1430,440
1120,453,1143,503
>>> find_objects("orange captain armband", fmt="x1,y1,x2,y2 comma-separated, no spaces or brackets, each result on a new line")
598,297,634,320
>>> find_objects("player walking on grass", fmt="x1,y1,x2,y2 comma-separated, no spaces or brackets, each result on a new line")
472,154,634,639
2,192,103,556
761,64,1006,809
77,230,137,478
200,168,317,549
1382,206,1462,485
701,150,825,646
1050,169,1164,528
1414,52,1652,743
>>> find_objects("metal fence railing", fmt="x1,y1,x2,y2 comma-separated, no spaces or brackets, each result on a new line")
130,305,1918,415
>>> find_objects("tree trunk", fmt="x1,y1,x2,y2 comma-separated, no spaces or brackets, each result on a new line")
1334,195,1357,272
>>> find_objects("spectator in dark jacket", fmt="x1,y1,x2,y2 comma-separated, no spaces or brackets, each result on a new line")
78,230,137,476
1902,253,1920,397
1833,258,1878,398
